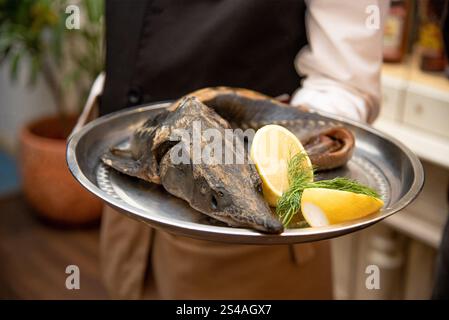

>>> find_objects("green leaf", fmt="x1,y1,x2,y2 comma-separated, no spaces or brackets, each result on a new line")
0,0,105,112
10,51,21,81
29,54,41,85
84,0,104,23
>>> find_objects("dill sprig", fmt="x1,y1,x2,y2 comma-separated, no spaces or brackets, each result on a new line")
309,177,381,198
276,152,381,227
276,153,313,226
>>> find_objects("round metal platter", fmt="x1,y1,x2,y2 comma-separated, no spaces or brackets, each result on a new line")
67,102,424,244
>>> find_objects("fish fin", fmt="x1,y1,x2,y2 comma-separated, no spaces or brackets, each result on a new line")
110,146,133,157
101,149,150,182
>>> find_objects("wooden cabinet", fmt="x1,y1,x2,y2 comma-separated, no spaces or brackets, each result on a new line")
380,77,406,121
331,58,449,300
403,87,449,139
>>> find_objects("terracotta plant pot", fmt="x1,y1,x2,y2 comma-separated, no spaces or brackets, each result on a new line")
19,115,102,225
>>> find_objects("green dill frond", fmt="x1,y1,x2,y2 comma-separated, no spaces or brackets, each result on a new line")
275,152,312,226
308,177,380,198
286,151,314,185
276,152,381,228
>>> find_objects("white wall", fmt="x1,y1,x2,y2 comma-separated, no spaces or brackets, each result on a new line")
0,60,56,153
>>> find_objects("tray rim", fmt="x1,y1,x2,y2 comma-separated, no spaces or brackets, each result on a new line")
66,101,424,244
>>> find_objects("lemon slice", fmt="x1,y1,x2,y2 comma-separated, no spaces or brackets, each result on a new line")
250,124,313,206
301,188,384,227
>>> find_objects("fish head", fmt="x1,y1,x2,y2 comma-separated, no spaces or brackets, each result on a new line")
154,96,283,234
159,146,283,234
192,163,284,234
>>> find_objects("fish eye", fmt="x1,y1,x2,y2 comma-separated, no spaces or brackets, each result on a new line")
211,194,218,210
255,182,263,193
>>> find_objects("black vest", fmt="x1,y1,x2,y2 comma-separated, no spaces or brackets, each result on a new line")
101,0,307,115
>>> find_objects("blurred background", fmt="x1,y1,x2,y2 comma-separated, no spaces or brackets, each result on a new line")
0,0,448,299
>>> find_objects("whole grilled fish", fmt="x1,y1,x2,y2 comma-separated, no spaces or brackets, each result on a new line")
101,87,355,234
186,87,354,170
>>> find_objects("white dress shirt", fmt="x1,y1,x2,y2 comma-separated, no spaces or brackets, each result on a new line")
291,0,389,123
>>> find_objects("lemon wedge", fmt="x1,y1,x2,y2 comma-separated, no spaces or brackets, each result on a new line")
250,124,313,206
301,188,384,227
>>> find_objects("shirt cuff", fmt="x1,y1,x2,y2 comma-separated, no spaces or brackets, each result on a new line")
290,86,369,123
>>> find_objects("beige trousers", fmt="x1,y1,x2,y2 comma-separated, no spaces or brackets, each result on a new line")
100,205,333,299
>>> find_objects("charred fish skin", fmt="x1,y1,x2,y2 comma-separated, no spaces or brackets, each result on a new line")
159,98,284,234
186,87,355,171
102,87,355,233
102,97,284,234
160,159,283,234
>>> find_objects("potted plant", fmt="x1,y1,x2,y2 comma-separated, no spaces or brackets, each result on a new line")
0,0,104,224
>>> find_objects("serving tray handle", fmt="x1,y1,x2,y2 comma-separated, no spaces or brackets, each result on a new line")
69,72,105,140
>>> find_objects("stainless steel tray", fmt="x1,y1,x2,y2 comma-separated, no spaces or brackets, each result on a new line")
67,102,424,244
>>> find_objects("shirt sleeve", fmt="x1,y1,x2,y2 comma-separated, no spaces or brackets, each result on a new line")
290,0,390,123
